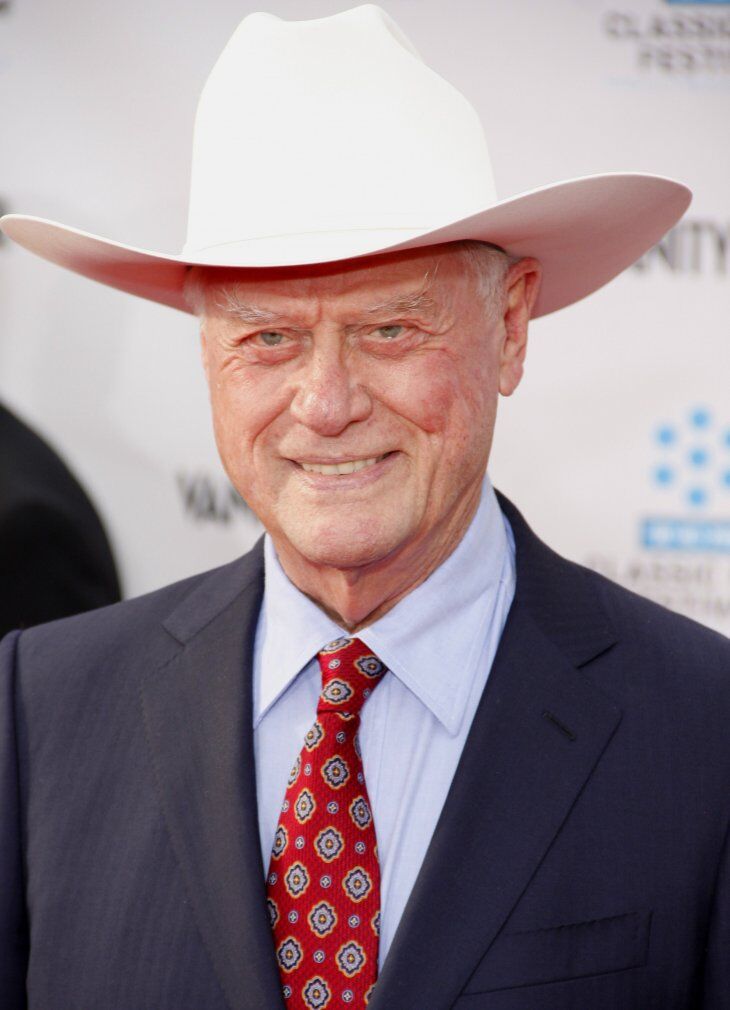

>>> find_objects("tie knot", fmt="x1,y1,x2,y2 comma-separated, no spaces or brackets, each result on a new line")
316,637,387,717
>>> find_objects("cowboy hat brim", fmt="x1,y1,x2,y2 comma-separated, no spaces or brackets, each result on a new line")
0,172,690,319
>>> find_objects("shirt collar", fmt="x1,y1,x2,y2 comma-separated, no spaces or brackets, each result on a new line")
254,474,513,735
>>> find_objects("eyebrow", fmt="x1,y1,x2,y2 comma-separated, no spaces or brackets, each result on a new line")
356,291,438,320
212,290,287,326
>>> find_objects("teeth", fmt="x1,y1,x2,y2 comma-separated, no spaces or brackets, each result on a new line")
300,456,383,475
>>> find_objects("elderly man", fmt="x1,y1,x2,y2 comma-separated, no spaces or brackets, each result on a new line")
1,6,729,1010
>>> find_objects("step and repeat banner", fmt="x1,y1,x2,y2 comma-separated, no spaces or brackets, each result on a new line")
1,0,728,632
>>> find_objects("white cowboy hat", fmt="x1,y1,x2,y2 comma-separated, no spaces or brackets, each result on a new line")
0,4,690,318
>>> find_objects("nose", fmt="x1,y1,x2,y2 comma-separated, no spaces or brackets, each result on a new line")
289,338,372,436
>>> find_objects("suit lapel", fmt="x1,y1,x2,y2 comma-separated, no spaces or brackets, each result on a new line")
369,496,623,1010
140,545,285,1010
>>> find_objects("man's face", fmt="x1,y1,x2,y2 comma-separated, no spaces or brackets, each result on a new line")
200,245,526,575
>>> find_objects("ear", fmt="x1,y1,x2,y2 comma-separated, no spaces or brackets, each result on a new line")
498,257,542,397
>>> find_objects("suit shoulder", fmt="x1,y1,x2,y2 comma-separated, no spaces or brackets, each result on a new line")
10,543,264,684
501,488,729,674
558,559,730,725
585,562,729,661
503,487,730,704
500,490,728,673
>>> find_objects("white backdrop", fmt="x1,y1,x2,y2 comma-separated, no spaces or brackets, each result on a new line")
1,0,729,632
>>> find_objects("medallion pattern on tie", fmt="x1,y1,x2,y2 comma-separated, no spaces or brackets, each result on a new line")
266,637,387,1009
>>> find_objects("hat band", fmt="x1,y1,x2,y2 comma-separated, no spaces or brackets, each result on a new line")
181,223,447,267
187,225,434,254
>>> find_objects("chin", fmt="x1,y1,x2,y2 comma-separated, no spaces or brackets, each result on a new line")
282,514,413,572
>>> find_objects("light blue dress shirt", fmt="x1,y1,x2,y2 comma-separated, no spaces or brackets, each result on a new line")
252,475,516,968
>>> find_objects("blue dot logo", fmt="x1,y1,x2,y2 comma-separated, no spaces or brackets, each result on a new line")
654,465,674,486
656,425,677,446
651,406,725,513
688,447,709,468
687,487,707,508
690,408,711,429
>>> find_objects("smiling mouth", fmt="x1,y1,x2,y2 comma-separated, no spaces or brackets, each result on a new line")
296,453,391,476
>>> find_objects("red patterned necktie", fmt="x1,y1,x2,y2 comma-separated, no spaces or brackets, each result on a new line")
266,637,387,1010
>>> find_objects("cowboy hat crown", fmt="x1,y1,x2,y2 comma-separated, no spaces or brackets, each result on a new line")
186,4,497,264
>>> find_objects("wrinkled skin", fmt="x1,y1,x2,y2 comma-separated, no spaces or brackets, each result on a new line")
199,244,541,629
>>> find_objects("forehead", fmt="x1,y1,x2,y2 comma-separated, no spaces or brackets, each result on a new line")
202,244,470,321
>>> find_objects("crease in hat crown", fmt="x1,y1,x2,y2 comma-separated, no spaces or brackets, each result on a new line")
183,3,497,259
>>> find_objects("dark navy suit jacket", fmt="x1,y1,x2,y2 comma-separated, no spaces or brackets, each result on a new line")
1,496,729,1008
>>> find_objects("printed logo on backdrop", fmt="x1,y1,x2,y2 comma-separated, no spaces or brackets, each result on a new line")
177,470,261,527
603,2,730,75
643,406,730,552
633,219,729,276
587,407,730,632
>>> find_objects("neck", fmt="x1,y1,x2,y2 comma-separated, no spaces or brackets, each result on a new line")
273,484,483,632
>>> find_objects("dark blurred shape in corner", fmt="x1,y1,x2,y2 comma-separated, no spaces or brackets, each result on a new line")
0,403,121,637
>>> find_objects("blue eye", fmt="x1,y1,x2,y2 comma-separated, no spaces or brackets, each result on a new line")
377,325,403,339
259,331,285,346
